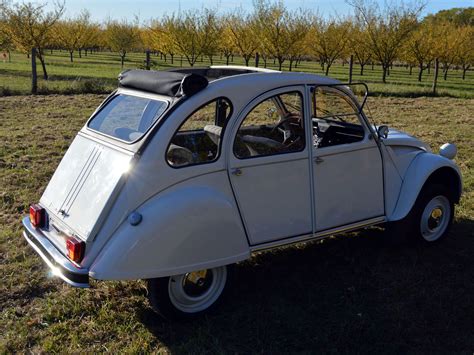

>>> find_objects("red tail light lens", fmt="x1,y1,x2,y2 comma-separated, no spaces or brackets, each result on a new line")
29,204,46,228
66,236,86,263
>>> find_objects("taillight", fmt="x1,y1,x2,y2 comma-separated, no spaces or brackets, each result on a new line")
66,236,85,263
29,204,46,228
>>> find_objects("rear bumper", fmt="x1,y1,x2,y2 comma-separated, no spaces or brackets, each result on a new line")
22,217,90,288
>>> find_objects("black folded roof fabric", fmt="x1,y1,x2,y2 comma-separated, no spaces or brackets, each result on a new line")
118,69,208,97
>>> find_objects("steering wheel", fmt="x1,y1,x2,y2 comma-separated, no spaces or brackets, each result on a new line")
270,113,301,144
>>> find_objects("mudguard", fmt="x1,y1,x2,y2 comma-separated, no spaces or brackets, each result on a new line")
89,184,250,280
388,152,462,222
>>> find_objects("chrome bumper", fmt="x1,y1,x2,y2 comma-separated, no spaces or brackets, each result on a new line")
22,217,89,288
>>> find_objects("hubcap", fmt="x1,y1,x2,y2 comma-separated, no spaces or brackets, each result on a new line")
420,195,450,242
168,266,227,313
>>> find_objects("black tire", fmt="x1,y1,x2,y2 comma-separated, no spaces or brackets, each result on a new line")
386,183,454,245
147,265,230,320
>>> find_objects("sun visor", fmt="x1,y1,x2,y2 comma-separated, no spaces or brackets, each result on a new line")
118,69,208,97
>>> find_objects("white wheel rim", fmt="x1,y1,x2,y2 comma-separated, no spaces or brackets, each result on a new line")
168,266,227,313
420,195,450,242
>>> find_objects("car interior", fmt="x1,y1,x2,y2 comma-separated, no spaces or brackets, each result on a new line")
167,87,366,167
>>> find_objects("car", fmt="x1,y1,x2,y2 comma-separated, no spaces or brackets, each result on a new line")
22,66,462,319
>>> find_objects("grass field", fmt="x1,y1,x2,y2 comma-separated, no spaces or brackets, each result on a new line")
0,94,473,352
1,50,473,98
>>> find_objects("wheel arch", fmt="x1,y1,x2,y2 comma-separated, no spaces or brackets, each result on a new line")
89,183,250,281
388,153,462,222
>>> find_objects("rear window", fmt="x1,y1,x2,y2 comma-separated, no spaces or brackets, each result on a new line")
88,94,168,142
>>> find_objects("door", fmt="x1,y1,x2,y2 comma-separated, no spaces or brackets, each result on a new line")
228,87,312,245
311,86,384,231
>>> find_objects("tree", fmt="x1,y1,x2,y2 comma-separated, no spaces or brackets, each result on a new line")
311,18,350,76
55,10,92,62
162,11,206,67
433,21,461,81
1,1,64,80
348,0,423,83
283,10,311,71
106,19,141,68
404,21,435,81
254,0,292,71
219,18,236,66
348,21,372,75
0,18,13,60
424,7,474,27
227,12,259,66
455,25,474,80
200,9,219,65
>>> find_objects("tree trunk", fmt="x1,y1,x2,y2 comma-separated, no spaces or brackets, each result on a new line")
209,55,213,65
382,65,387,83
79,49,82,58
409,65,412,75
289,59,293,71
360,64,364,76
37,51,48,80
121,54,125,68
443,66,449,80
226,55,230,65
255,52,259,67
31,48,37,94
371,62,374,70
278,58,283,71
418,64,423,82
325,63,331,76
348,55,353,83
69,51,74,62
171,54,174,64
462,65,469,80
145,50,150,70
432,58,439,95
244,56,250,66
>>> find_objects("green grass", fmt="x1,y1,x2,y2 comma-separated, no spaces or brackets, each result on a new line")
0,94,473,352
0,50,473,97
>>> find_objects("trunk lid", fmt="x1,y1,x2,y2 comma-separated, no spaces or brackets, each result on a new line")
40,133,133,241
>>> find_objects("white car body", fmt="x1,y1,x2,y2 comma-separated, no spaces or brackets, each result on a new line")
23,66,462,290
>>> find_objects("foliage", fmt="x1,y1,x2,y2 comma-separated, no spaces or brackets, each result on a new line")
105,19,142,68
0,1,64,79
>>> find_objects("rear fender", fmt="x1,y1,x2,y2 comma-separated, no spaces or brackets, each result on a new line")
89,184,250,280
388,152,462,222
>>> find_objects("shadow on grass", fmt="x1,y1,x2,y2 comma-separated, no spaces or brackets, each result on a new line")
137,217,474,352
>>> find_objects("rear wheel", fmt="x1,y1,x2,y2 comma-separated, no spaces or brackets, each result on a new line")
387,183,454,244
147,265,229,320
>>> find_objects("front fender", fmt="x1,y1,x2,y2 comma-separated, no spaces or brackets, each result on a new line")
90,183,250,280
388,152,462,222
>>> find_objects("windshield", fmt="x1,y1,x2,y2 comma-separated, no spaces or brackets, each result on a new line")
88,94,168,142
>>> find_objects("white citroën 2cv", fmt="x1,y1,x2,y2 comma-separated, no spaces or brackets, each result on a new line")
23,66,462,319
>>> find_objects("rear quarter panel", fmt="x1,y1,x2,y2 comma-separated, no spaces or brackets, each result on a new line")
89,172,250,280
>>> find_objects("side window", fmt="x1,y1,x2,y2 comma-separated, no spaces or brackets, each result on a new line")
234,91,305,159
312,87,365,148
167,98,232,167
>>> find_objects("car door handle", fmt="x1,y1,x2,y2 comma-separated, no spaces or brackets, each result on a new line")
314,156,324,164
232,168,243,176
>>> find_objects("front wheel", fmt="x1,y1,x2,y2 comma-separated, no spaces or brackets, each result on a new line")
387,183,454,244
147,265,229,320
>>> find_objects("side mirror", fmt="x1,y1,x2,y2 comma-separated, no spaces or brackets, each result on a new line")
377,125,389,139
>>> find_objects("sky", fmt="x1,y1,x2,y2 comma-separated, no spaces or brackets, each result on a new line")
43,0,474,22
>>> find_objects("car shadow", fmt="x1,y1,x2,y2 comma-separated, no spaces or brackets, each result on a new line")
137,218,474,353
